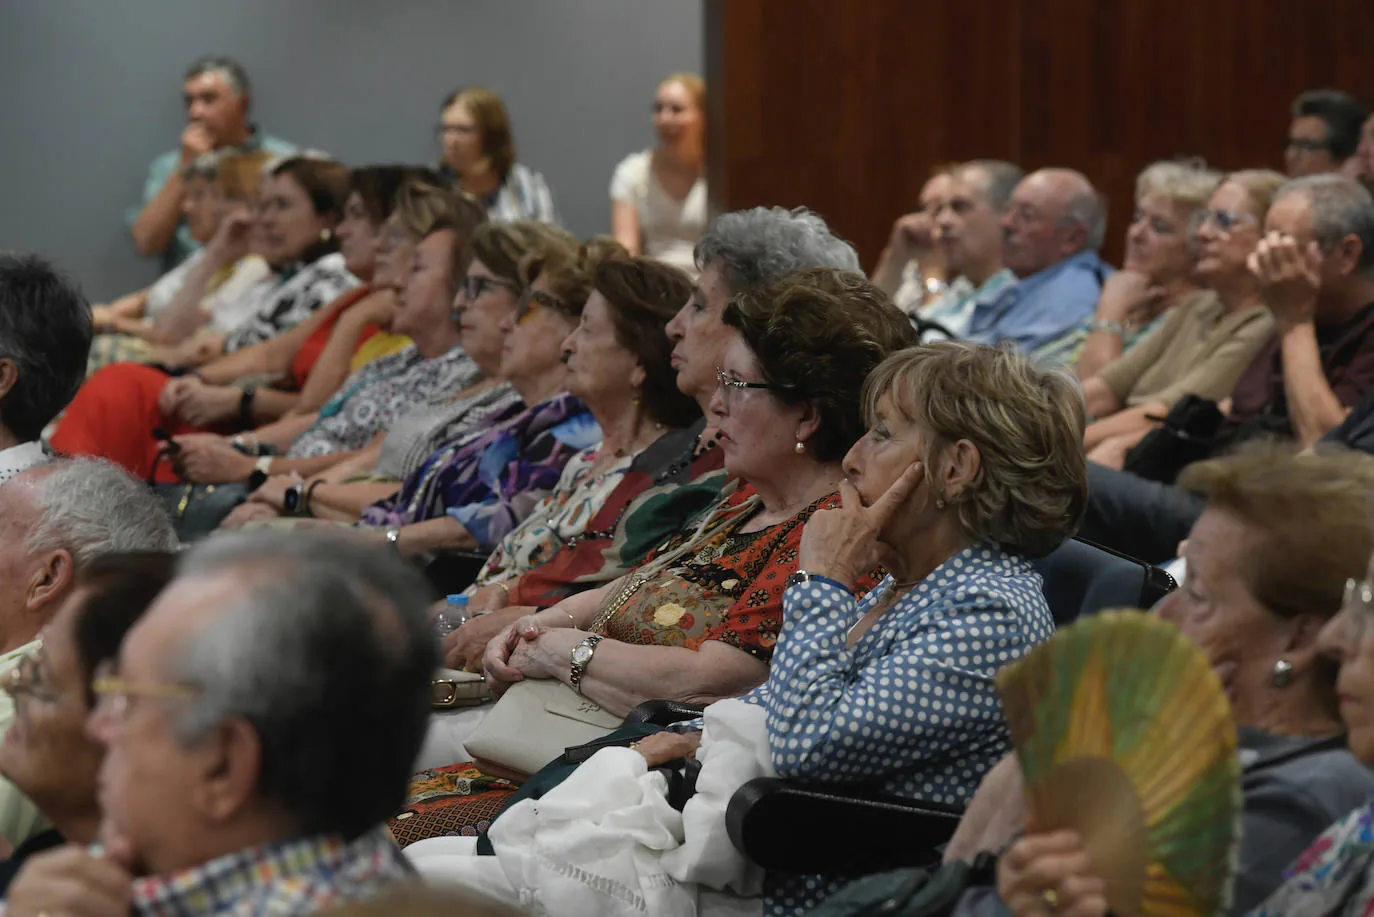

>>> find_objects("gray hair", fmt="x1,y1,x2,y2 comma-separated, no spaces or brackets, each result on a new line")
958,160,1025,212
165,530,436,839
1135,160,1223,212
694,206,861,292
180,149,225,183
1061,187,1109,252
1276,174,1374,274
25,459,176,566
184,55,250,100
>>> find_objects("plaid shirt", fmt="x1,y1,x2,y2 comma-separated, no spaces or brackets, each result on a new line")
131,827,412,917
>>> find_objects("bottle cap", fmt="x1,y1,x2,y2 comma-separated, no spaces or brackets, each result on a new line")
446,594,470,607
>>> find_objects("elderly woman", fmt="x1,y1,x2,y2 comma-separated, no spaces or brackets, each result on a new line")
0,552,176,891
1083,169,1287,468
147,183,488,500
990,445,1374,917
440,206,862,671
155,166,437,430
610,73,707,276
482,267,915,716
1038,160,1221,375
437,87,557,224
53,155,360,469
89,150,276,360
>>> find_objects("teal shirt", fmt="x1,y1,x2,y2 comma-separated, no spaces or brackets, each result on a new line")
128,130,297,271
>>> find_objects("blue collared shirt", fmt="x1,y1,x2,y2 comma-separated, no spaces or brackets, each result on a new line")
963,250,1113,354
128,129,297,270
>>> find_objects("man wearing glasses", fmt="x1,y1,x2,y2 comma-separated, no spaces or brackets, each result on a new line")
6,531,434,917
0,460,176,856
1286,89,1368,179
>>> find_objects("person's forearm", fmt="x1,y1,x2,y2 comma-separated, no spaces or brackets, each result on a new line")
869,247,908,299
109,290,149,321
151,248,230,344
1280,322,1351,445
1073,329,1126,380
575,639,766,717
307,481,400,521
132,170,186,256
292,307,383,414
1081,376,1123,421
610,202,642,256
394,515,478,554
249,389,300,424
253,412,317,449
269,450,362,481
1083,402,1163,451
317,439,384,481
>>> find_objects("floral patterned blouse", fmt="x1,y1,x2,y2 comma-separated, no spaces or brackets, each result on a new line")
1252,799,1374,917
359,393,599,553
503,422,729,608
287,344,481,459
591,486,845,663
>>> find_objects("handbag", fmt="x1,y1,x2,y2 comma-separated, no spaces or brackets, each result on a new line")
463,678,624,781
805,853,998,917
431,667,491,709
1122,394,1226,484
147,438,252,541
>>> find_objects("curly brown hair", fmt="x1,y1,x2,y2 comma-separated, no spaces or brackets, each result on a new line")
723,268,917,462
593,257,700,428
862,342,1087,558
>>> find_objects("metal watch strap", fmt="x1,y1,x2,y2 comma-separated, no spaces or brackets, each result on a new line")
569,633,605,694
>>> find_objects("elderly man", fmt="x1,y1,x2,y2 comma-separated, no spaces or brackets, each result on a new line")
0,255,93,485
130,56,295,268
1286,89,1368,178
1080,174,1374,563
0,459,177,849
7,531,434,917
912,159,1023,338
962,167,1111,357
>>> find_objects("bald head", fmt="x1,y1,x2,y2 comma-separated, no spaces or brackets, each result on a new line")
1001,168,1106,277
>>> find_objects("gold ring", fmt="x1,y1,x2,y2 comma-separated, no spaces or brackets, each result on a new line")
1041,888,1060,911
629,741,641,749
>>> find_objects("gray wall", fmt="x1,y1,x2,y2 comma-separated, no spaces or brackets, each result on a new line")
0,1,702,301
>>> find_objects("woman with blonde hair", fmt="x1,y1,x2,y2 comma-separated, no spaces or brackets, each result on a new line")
1081,168,1288,468
610,73,707,276
438,87,557,224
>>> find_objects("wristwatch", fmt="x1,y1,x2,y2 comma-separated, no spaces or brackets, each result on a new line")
283,482,305,516
569,634,605,695
247,455,274,491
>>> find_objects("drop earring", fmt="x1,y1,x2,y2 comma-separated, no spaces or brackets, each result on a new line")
794,441,806,454
1272,659,1293,687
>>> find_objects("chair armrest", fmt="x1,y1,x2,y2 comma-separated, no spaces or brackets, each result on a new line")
622,699,707,727
726,777,963,875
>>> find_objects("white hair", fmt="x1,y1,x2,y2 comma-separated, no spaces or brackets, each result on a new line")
25,458,178,565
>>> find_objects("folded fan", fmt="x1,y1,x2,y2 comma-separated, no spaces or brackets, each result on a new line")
996,610,1241,917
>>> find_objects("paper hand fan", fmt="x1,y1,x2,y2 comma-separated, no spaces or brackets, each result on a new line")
996,610,1241,917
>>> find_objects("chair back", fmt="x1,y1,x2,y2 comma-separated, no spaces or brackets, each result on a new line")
1031,537,1176,625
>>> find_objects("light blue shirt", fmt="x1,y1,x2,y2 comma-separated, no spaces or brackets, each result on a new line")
964,250,1113,354
127,129,297,271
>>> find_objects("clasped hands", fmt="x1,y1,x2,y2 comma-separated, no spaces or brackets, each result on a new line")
481,615,582,698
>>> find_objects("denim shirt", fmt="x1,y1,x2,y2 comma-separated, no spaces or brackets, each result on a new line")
964,250,1112,354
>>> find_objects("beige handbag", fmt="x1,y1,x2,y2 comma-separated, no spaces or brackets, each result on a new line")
463,678,624,780
430,667,490,709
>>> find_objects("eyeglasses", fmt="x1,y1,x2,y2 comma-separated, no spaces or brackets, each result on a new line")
1191,209,1259,234
461,275,520,303
1287,137,1330,153
3,645,57,704
90,660,199,721
516,288,572,325
715,367,776,407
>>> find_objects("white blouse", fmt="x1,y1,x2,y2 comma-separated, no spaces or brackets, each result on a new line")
610,150,707,277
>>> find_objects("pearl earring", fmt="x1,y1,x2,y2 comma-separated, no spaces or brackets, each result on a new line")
1272,659,1293,687
794,441,806,454
319,228,333,242
934,497,946,510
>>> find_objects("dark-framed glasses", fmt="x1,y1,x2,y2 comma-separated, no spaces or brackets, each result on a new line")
461,274,521,302
715,367,776,406
517,288,573,325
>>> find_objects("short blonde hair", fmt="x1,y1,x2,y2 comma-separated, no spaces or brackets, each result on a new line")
394,179,488,278
469,220,579,287
1179,442,1374,619
1224,168,1289,221
660,72,706,111
1135,160,1223,212
862,342,1087,558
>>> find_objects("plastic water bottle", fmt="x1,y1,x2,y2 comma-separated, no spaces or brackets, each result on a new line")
434,594,469,639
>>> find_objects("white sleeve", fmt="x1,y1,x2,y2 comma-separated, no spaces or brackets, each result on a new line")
609,152,648,203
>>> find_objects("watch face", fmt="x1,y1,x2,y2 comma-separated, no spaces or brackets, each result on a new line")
571,644,594,666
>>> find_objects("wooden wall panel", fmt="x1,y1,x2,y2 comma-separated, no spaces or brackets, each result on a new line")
706,0,1374,269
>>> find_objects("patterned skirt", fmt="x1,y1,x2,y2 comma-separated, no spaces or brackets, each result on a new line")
388,763,519,847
